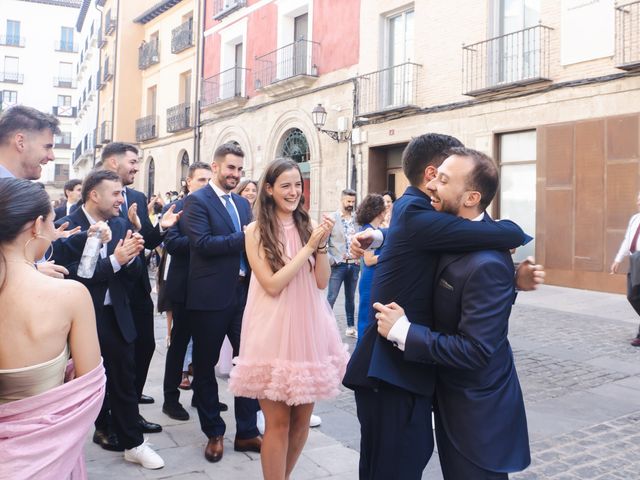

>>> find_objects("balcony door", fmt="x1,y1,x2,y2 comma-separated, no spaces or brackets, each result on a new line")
492,0,541,85
6,20,20,46
234,43,243,95
293,13,308,76
4,56,18,81
383,10,414,110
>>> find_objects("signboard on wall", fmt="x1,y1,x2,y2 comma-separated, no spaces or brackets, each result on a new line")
561,0,614,65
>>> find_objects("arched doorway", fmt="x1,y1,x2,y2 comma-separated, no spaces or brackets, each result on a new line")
179,151,189,190
278,128,310,209
147,157,155,199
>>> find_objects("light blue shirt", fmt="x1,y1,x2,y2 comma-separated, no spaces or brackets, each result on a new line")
0,164,15,178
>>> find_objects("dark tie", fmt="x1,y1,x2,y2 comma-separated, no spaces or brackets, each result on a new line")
222,194,247,273
120,189,128,218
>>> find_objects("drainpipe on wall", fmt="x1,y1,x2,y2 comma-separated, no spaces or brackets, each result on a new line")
93,0,103,167
350,76,358,192
110,0,119,144
193,0,204,163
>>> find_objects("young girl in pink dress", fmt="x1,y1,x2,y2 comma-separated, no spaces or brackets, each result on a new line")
229,158,348,479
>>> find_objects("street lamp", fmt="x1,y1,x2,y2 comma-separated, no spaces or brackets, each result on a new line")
311,103,351,142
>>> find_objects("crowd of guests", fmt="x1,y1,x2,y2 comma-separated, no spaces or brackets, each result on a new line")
7,104,615,480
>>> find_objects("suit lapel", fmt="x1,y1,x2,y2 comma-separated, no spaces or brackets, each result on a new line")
106,218,122,256
203,186,235,232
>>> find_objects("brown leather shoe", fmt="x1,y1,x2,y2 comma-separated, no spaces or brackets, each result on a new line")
205,435,224,462
234,435,262,453
178,372,191,390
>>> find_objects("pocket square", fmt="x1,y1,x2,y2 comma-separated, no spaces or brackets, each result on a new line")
439,278,454,291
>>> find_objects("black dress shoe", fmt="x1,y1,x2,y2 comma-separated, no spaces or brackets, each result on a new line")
162,403,190,421
219,401,228,412
93,429,124,452
138,415,163,433
138,394,155,404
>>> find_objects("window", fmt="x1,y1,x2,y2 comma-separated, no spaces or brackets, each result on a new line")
6,20,20,46
180,70,191,104
54,164,70,182
498,130,537,262
57,95,71,106
55,131,72,147
58,62,73,85
386,9,414,67
146,158,155,199
60,26,74,51
147,85,157,116
1,90,17,110
378,9,415,109
4,56,18,74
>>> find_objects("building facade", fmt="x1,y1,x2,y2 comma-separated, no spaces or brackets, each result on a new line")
355,0,640,294
200,0,361,218
0,0,81,195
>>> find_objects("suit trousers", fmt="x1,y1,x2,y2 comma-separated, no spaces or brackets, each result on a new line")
96,306,143,450
189,279,259,439
163,301,191,406
435,414,508,480
131,282,156,398
354,385,434,480
626,274,640,337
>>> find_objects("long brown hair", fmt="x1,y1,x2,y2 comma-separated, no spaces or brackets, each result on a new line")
255,158,312,273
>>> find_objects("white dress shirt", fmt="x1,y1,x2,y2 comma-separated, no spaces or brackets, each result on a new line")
387,212,485,351
615,213,640,264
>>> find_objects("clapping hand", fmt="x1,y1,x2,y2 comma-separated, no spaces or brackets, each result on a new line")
114,230,145,266
127,204,142,232
54,221,81,240
160,203,182,230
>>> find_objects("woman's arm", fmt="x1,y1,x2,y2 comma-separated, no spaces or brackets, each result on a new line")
67,282,102,377
246,222,325,297
363,250,378,267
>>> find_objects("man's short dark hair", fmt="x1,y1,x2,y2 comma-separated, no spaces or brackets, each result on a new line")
213,142,244,163
188,161,211,177
0,105,61,144
448,147,499,210
63,179,82,197
82,169,121,204
341,189,356,197
100,142,139,163
402,133,464,187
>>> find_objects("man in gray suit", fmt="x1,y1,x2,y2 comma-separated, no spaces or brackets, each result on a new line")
327,188,360,338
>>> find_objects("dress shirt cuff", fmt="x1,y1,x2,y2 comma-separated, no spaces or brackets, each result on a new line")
369,230,384,250
387,315,411,351
109,254,121,273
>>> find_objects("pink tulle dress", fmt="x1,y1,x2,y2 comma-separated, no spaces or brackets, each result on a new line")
229,217,349,406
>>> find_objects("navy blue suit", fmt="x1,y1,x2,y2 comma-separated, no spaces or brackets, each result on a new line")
181,184,258,439
53,208,144,449
121,187,164,398
161,199,192,407
54,201,79,222
342,186,529,479
405,241,530,478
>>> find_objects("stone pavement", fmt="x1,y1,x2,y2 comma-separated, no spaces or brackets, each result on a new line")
85,284,640,479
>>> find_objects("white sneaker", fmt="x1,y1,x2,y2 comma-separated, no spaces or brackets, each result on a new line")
309,414,322,428
345,327,357,338
124,439,165,469
257,410,265,435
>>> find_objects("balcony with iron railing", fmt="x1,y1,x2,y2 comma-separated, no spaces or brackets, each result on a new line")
52,106,77,118
55,40,78,53
105,12,116,35
202,67,249,111
166,103,192,132
97,27,106,47
96,68,105,89
171,19,193,54
0,35,25,47
254,40,319,95
99,121,112,144
462,24,552,96
0,71,24,84
139,40,160,70
356,62,421,117
73,143,82,163
103,61,113,82
53,77,76,88
136,115,158,142
616,1,640,70
213,0,246,20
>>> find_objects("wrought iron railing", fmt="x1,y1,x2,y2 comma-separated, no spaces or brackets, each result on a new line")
74,143,82,162
202,67,248,106
462,24,552,95
166,103,192,132
139,39,160,70
103,60,113,81
213,0,246,20
254,40,319,89
616,1,640,69
53,77,76,88
0,71,24,83
99,121,112,144
96,68,105,89
105,11,116,35
53,106,77,118
171,19,193,54
82,132,95,156
136,115,158,142
356,62,420,116
0,35,25,47
97,26,106,47
55,40,77,52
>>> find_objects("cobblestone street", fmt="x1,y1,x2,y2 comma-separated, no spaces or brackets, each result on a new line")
86,285,640,479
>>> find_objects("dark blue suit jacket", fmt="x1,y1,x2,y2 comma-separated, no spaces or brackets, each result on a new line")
343,186,530,396
54,201,79,222
405,244,530,472
52,208,143,343
163,198,189,304
181,185,251,311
